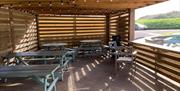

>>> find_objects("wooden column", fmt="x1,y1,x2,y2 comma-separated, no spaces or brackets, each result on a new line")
35,15,40,50
105,14,110,45
8,8,15,52
129,9,135,41
73,15,76,47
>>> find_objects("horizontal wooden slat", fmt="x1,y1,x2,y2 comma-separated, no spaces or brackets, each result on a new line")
133,42,180,85
12,10,38,52
38,15,106,47
0,8,12,64
160,58,180,68
157,68,180,83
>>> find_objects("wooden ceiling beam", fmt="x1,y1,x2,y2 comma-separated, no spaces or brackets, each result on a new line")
0,0,167,10
78,3,153,10
5,2,158,10
1,0,166,6
0,0,167,4
0,0,167,14
13,7,123,15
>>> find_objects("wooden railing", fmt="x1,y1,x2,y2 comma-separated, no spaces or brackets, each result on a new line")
132,39,180,91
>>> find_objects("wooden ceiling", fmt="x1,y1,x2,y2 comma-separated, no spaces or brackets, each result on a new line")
0,0,167,14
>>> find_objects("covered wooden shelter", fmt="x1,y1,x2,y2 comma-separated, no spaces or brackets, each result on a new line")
0,0,167,52
0,0,179,91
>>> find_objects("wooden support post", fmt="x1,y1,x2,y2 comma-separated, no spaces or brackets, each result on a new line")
117,14,122,37
73,15,76,47
105,14,110,45
155,48,161,91
35,15,40,50
129,9,135,41
9,8,15,52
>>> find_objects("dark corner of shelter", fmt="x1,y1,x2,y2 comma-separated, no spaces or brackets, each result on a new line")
0,0,179,91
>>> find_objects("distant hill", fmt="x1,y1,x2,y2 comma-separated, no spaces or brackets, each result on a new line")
139,11,180,19
137,18,180,29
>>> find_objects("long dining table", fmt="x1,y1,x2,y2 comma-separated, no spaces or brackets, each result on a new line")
42,43,68,51
1,50,75,91
4,51,65,65
78,39,103,56
0,64,61,91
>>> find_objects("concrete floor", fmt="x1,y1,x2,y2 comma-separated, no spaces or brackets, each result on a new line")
0,56,179,91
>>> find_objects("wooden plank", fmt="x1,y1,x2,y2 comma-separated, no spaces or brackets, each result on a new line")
39,19,104,21
157,63,179,76
39,22,104,24
39,17,74,20
39,26,105,28
157,68,180,83
39,31,105,35
136,58,156,71
136,55,155,65
161,57,180,66
39,31,74,34
39,15,105,18
39,23,74,26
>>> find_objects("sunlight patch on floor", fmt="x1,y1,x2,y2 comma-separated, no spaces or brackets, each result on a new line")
91,63,96,68
68,68,76,91
81,67,87,76
86,64,92,71
75,71,80,82
2,83,23,87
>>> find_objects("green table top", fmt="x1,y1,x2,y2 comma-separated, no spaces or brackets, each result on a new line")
0,64,60,77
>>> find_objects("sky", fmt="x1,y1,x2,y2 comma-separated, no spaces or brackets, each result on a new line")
135,0,180,20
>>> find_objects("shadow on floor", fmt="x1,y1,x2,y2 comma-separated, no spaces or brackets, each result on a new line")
0,56,179,91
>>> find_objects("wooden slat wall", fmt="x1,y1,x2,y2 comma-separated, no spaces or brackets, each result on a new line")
109,14,118,40
119,11,130,44
0,8,38,63
109,10,130,44
132,43,180,91
38,15,106,47
0,8,12,64
38,15,74,47
75,15,106,46
13,11,38,52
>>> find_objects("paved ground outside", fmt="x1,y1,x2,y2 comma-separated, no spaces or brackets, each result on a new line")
135,29,180,39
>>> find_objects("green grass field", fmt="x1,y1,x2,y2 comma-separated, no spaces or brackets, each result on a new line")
137,18,180,29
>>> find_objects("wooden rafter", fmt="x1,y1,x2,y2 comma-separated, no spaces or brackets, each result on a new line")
0,0,167,4
0,0,167,14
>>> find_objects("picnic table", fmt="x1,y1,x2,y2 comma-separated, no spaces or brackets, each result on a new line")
4,51,65,66
42,43,68,51
0,50,77,91
0,64,60,91
0,48,77,91
3,50,75,80
78,40,103,56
